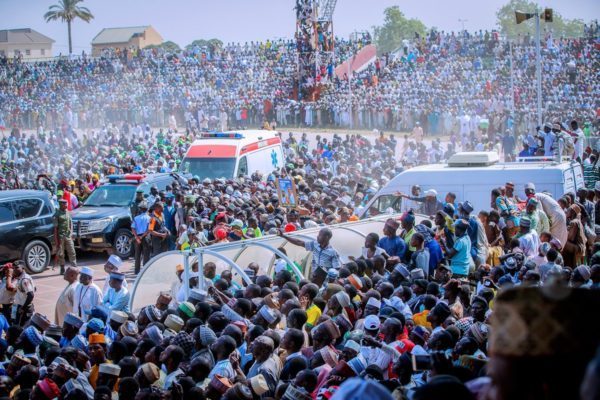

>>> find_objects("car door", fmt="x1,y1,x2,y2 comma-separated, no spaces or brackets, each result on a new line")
0,199,21,261
12,198,44,237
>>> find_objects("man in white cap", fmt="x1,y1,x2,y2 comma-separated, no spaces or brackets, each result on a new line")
55,266,80,325
73,267,102,321
102,272,130,313
102,255,128,297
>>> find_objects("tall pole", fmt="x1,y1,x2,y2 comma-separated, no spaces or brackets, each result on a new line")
509,40,515,135
348,53,353,129
535,12,542,126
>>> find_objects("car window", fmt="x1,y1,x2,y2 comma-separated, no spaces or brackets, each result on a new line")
0,201,15,223
41,201,53,215
376,195,402,213
13,199,42,219
237,156,248,177
154,178,173,191
137,182,151,195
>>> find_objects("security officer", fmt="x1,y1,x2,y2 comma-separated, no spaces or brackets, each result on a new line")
131,201,151,274
54,198,77,274
184,195,199,228
148,201,168,258
130,188,145,217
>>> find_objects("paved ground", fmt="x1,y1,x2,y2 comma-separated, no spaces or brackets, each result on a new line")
32,252,136,321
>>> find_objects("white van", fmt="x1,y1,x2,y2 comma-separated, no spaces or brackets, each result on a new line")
181,130,284,180
359,152,584,218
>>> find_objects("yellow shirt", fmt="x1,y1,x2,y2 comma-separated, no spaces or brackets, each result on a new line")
306,304,322,328
89,360,114,389
412,310,432,329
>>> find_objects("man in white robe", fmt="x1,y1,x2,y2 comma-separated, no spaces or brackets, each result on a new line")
55,267,80,325
102,255,128,297
73,267,102,321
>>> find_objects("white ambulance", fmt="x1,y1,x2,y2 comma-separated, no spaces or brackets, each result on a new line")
359,152,584,218
181,130,284,180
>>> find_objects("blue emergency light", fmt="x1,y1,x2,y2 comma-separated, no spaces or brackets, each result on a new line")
200,132,244,139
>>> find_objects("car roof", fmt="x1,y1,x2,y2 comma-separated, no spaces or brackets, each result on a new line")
0,189,50,200
105,173,178,185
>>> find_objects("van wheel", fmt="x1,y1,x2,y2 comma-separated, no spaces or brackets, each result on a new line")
114,229,134,259
23,240,50,274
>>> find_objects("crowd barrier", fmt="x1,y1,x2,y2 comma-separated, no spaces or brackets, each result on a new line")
128,213,406,312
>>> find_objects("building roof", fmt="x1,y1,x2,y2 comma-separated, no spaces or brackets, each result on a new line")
0,28,55,44
91,26,152,45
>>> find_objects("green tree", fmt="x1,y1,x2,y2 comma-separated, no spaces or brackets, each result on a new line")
186,39,209,50
496,0,584,39
373,6,427,54
185,38,223,53
146,41,181,53
44,0,94,54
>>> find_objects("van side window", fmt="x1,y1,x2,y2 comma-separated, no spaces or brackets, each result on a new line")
0,202,15,223
237,156,248,177
377,195,402,213
13,199,42,219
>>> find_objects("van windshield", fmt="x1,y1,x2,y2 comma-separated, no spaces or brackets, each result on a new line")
84,185,137,207
181,158,236,180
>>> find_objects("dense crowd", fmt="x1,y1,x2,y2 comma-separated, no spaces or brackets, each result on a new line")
0,29,598,134
0,176,599,400
0,23,599,400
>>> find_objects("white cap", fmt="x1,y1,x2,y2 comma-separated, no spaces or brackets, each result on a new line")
80,267,94,277
525,182,536,190
344,340,361,353
364,315,381,331
425,189,437,197
107,255,123,269
99,363,121,376
366,297,382,309
110,310,128,324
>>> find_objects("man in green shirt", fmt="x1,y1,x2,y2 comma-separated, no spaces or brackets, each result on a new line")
54,198,77,274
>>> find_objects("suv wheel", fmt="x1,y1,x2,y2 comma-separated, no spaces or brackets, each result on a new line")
23,240,50,274
114,229,134,259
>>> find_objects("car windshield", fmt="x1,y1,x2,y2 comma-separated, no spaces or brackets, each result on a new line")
84,185,137,207
181,158,236,180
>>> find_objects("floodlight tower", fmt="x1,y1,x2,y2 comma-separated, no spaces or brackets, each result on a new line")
295,0,338,101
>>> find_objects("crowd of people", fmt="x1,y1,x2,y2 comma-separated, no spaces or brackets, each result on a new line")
0,174,599,399
0,28,597,134
0,21,598,400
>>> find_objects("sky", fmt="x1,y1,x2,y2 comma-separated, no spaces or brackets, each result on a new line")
2,0,598,55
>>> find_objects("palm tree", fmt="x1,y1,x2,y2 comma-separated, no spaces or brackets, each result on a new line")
44,0,94,54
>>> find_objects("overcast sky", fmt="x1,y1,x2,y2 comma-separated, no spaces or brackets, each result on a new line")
2,0,598,55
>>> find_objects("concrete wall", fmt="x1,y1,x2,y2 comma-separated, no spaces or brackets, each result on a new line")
0,43,52,59
91,26,163,56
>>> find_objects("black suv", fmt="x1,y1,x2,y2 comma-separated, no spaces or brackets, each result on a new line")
0,190,56,273
71,173,187,259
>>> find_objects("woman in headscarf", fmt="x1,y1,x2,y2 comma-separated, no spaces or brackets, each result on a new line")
562,205,586,267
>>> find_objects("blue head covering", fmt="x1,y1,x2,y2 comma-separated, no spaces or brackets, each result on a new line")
71,335,88,351
89,306,108,321
24,326,43,347
87,318,105,333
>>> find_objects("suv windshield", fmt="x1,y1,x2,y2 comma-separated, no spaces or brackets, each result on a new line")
84,185,137,207
182,158,236,179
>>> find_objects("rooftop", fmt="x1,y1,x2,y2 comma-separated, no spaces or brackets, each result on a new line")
0,28,54,44
91,26,151,45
